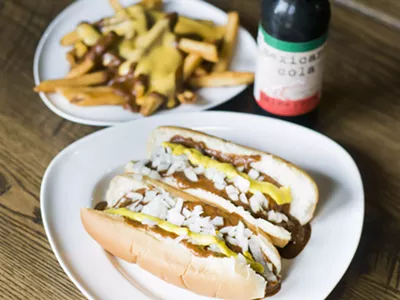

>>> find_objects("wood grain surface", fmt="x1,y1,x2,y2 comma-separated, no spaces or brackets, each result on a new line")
0,0,400,299
335,0,400,30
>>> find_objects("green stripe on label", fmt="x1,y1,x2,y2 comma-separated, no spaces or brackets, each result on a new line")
259,25,328,52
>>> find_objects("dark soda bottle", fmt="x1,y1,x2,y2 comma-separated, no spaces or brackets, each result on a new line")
254,0,331,127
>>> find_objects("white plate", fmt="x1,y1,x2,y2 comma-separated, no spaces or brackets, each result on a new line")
33,0,257,126
41,111,364,300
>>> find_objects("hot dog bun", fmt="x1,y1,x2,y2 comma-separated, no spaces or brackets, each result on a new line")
110,174,290,247
104,174,282,275
146,126,318,225
81,208,268,299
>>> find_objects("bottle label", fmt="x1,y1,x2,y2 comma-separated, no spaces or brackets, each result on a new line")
254,25,328,116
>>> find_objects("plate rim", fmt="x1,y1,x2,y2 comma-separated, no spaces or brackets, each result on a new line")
33,0,256,127
40,111,365,299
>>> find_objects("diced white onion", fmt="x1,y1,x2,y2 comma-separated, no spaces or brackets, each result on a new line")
184,167,198,182
142,219,157,226
226,185,239,195
213,171,226,185
228,226,237,237
157,163,170,172
126,192,143,201
239,239,249,253
163,195,176,208
229,193,239,201
248,169,260,180
193,165,205,174
182,208,191,218
249,192,266,213
143,190,157,203
236,221,245,240
211,216,224,227
132,174,143,181
244,228,253,238
208,243,222,253
233,176,250,193
226,236,238,246
167,210,185,226
166,162,179,175
219,226,233,234
152,157,161,168
205,168,217,181
174,198,184,213
140,166,151,176
192,205,204,216
149,170,161,180
257,176,265,181
267,211,289,223
249,236,263,264
134,204,143,212
239,193,248,205
141,197,168,220
189,223,201,233
214,182,226,190
237,165,245,172
132,160,149,173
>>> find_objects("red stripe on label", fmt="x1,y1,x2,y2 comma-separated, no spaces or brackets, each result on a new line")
256,92,320,116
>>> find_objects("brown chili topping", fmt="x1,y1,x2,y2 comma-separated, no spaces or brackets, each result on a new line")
170,135,261,170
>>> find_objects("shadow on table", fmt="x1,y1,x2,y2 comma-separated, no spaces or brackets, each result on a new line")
326,144,400,299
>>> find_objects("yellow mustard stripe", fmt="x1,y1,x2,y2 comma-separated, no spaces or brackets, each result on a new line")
162,142,292,205
106,208,264,273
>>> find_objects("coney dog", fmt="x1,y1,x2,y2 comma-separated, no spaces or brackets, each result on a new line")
81,175,282,299
125,126,318,257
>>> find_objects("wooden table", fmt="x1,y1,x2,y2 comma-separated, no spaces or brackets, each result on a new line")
1,0,399,299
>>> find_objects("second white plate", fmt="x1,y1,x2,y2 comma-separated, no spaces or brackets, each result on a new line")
33,0,257,126
41,111,364,300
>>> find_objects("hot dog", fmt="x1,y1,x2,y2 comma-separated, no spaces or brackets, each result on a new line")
125,126,318,257
81,175,282,299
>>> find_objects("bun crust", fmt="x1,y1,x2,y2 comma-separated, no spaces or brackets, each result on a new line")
147,126,319,225
81,208,268,299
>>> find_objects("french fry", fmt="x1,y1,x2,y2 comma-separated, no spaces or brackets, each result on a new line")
109,0,125,14
102,20,136,38
134,74,149,98
65,50,77,68
140,0,163,10
118,39,136,60
178,38,218,63
58,86,127,106
194,66,208,77
69,32,118,78
118,16,173,75
136,96,146,105
50,2,248,117
95,15,125,29
166,95,178,109
75,41,88,58
177,90,197,104
213,11,239,72
136,16,173,50
126,5,148,35
67,58,95,78
140,92,165,116
183,53,203,80
175,16,223,41
76,23,102,46
61,31,79,46
189,72,254,88
34,71,110,93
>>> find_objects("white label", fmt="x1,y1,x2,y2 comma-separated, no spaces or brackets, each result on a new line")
254,29,327,116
